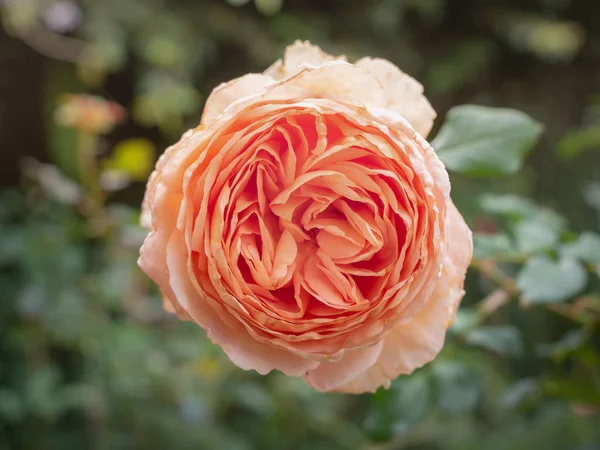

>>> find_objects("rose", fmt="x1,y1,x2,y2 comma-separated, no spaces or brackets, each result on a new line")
55,94,125,134
139,41,472,393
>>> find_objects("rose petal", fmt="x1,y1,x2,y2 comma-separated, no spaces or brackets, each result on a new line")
332,283,451,394
329,200,472,393
201,73,275,126
267,62,387,109
356,58,436,138
264,40,347,80
304,340,384,392
169,230,320,377
445,200,473,316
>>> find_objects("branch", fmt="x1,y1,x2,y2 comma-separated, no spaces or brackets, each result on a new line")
15,22,89,63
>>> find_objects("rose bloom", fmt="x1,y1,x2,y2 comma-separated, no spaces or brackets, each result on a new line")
55,94,125,134
139,41,472,393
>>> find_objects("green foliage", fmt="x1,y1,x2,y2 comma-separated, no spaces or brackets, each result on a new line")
558,125,600,160
433,361,481,415
432,105,543,177
560,232,600,264
517,256,588,304
466,326,523,357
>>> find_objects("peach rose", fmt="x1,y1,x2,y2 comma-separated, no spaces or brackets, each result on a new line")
139,41,472,393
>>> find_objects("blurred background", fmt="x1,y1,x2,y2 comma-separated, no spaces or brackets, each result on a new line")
1,0,600,449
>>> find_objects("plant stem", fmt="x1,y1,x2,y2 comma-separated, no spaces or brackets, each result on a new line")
78,132,103,207
471,258,519,296
471,258,599,325
77,131,110,235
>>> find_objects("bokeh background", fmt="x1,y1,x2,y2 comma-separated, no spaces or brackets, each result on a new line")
1,0,600,449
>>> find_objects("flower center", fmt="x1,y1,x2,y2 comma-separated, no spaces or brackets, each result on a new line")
205,111,420,318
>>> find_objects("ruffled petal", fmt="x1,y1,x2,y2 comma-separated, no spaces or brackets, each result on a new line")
264,40,346,80
331,200,471,394
356,57,436,138
333,283,452,394
445,200,473,316
304,341,384,392
201,73,275,126
168,230,320,377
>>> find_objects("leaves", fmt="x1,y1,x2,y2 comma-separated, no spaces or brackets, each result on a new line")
432,105,543,177
480,194,537,219
473,233,515,258
560,232,600,264
500,379,540,409
254,0,284,16
433,361,481,414
557,125,600,160
517,256,588,303
537,329,590,359
467,325,523,357
514,219,559,253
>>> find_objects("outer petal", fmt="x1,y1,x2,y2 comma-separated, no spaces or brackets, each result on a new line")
304,341,384,392
265,63,386,112
356,57,436,138
330,200,472,394
264,40,346,80
201,73,275,126
445,200,473,316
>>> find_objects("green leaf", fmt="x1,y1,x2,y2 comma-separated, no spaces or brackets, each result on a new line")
431,105,543,177
479,194,537,219
466,325,523,357
517,256,588,304
389,373,430,424
560,231,600,264
254,0,283,16
500,378,540,409
433,361,481,414
514,219,559,253
537,329,590,359
584,182,600,211
473,233,514,258
557,125,600,160
531,209,567,233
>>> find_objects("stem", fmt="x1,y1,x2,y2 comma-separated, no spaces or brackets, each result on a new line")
77,132,110,235
78,132,104,207
87,387,108,450
471,258,519,296
471,258,599,325
15,22,89,63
